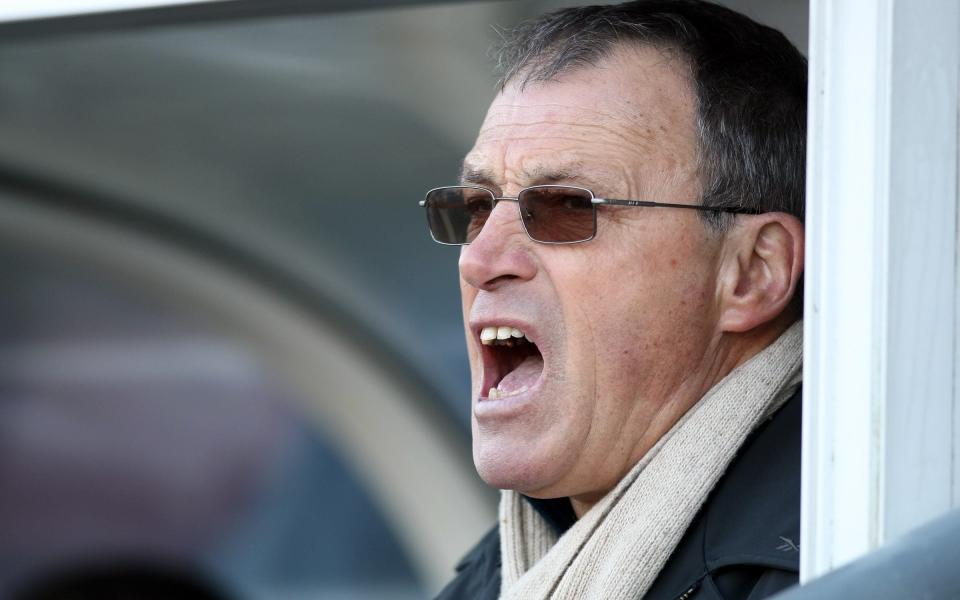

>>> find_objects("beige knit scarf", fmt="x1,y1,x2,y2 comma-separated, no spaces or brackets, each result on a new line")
499,321,803,599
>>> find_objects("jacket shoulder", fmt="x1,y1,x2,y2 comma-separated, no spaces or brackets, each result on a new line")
646,388,802,600
434,524,501,600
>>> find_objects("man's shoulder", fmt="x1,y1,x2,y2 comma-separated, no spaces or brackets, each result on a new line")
435,389,802,600
704,388,802,570
646,387,802,599
434,524,501,600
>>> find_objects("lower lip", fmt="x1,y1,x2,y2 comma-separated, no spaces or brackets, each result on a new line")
474,375,545,420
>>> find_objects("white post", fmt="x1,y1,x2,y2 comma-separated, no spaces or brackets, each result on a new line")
802,0,960,583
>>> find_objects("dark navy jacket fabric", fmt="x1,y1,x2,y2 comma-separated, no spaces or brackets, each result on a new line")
436,388,802,600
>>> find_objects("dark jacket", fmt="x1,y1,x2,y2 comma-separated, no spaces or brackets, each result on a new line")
436,388,801,600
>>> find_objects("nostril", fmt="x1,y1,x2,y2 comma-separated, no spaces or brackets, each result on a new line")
486,274,520,288
458,227,537,290
459,249,534,291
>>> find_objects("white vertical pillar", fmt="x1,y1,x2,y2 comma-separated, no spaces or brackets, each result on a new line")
802,0,960,583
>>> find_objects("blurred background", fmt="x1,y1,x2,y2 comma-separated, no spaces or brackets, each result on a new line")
0,1,806,598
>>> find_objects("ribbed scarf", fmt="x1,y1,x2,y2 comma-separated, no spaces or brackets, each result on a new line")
499,321,803,599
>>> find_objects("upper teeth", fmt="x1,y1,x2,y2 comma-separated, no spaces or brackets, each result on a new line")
480,325,527,345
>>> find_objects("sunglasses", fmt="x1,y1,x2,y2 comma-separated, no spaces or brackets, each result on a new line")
420,185,759,245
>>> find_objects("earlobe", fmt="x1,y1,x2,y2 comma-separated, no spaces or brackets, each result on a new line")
718,214,804,333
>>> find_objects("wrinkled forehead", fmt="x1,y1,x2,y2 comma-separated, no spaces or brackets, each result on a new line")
464,44,698,191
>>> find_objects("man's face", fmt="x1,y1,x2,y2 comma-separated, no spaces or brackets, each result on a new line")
459,46,726,502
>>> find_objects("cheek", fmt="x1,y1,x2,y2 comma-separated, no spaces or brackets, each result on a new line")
560,236,715,374
615,227,715,310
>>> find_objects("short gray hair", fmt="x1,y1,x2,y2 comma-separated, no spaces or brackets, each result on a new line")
493,0,807,229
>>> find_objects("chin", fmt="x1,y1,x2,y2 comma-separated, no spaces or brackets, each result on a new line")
472,434,569,494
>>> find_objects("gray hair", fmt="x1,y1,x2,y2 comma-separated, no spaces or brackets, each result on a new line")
493,0,807,230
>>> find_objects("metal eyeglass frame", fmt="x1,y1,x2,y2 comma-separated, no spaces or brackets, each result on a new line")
419,184,759,245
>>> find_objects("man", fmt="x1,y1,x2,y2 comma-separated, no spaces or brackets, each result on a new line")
423,1,807,598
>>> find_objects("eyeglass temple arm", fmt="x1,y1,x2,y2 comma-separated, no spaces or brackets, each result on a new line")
419,197,758,215
419,198,520,206
593,198,759,215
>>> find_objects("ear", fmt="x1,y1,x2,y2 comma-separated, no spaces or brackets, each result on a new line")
716,213,805,333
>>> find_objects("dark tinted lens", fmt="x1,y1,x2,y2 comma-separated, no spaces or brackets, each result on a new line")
518,186,595,242
424,187,495,244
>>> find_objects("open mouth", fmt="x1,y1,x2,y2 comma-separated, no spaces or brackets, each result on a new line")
479,326,544,400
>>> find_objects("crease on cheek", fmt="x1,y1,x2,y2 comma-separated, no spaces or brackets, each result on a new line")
567,294,599,417
459,277,480,395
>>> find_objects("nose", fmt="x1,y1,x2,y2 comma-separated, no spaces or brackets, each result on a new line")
458,199,537,291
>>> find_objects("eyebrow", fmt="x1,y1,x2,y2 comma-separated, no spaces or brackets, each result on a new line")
459,165,498,187
458,162,598,189
523,165,586,185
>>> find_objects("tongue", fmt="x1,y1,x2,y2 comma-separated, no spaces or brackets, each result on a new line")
497,354,544,395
